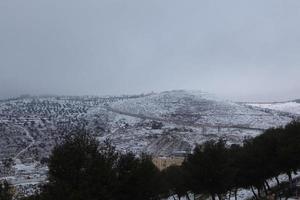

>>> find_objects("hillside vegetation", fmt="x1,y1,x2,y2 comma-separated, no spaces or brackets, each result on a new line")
2,121,298,200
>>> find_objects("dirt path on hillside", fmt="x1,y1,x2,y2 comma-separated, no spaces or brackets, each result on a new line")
13,125,35,160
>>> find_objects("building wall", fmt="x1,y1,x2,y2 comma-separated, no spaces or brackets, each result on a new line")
152,156,185,170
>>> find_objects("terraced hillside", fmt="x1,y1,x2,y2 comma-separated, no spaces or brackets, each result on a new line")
89,90,295,156
0,90,298,194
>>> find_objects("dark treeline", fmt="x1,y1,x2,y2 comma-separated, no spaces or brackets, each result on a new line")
10,121,300,200
173,121,300,200
21,132,164,200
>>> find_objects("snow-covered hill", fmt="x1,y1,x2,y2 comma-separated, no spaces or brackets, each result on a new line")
109,90,293,130
0,90,298,194
248,101,300,115
0,90,297,161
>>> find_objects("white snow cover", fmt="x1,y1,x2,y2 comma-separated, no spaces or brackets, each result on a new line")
249,102,300,115
110,90,293,129
0,91,298,198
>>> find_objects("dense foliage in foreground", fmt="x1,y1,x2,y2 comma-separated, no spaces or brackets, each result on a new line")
8,121,300,200
178,121,300,200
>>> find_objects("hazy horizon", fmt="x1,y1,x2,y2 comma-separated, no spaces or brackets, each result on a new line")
1,89,299,104
1,0,300,102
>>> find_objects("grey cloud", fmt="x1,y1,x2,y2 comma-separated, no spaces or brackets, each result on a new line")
0,0,299,101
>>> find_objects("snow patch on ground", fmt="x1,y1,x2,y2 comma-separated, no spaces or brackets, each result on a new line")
14,162,36,173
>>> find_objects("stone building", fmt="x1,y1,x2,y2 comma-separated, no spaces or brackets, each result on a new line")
152,156,185,170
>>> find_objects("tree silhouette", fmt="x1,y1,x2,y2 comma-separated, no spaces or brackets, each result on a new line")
161,165,189,200
0,180,13,200
184,139,233,200
115,153,162,200
42,130,118,200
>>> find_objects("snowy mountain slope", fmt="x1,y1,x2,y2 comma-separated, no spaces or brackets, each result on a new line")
293,99,300,103
109,90,293,130
248,101,300,115
0,90,298,195
84,90,295,155
0,91,296,160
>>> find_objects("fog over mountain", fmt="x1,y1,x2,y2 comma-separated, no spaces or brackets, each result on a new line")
1,0,300,101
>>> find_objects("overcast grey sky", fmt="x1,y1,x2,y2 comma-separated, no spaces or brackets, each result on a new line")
0,0,300,101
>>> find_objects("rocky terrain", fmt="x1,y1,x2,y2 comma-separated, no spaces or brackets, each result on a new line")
0,90,299,196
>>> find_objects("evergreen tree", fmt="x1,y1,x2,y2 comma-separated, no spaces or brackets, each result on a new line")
115,153,162,200
184,139,233,200
277,121,300,184
0,180,13,200
42,131,118,200
161,165,189,200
